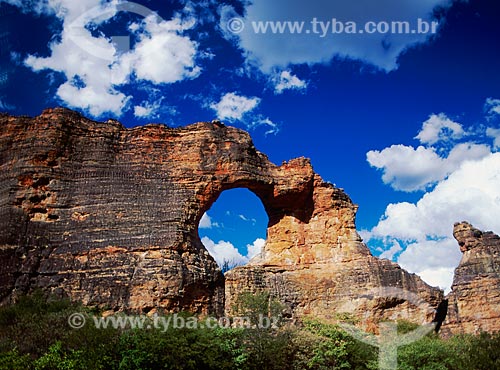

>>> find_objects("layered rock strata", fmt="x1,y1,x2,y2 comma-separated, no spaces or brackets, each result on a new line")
0,108,443,324
443,222,500,335
225,175,443,326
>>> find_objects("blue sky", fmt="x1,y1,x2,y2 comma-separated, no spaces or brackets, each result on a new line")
1,0,500,291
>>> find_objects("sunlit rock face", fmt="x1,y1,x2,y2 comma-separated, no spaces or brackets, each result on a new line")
225,174,444,327
0,108,444,325
442,222,500,336
0,107,315,315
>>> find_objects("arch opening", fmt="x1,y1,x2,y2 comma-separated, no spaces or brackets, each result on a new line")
198,188,269,273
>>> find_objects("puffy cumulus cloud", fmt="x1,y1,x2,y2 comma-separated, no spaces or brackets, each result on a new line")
247,238,265,260
365,101,500,292
274,70,307,94
367,142,490,191
19,0,201,117
365,153,500,291
201,236,248,267
210,92,260,121
199,213,219,229
209,92,279,135
119,16,201,85
24,0,128,116
220,0,452,72
201,236,265,268
367,113,491,191
371,153,500,240
396,238,461,291
415,113,464,145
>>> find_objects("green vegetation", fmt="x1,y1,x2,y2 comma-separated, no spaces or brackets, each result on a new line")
0,292,499,369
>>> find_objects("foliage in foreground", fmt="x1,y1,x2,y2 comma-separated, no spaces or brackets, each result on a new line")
0,292,499,369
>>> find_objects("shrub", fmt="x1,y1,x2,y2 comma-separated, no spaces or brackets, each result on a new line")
0,348,33,370
1,293,499,370
290,320,377,370
451,331,500,370
398,336,460,370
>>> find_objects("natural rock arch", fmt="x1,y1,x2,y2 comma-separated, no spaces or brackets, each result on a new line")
0,108,443,325
196,186,269,270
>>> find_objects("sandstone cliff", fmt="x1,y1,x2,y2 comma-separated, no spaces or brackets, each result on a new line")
443,222,500,335
225,174,443,327
0,108,444,325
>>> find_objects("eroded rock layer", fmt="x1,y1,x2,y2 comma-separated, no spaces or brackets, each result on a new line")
225,175,443,326
0,108,443,324
0,108,320,315
443,222,500,335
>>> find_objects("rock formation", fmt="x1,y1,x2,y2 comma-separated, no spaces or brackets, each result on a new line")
443,222,500,335
0,108,444,324
225,174,443,326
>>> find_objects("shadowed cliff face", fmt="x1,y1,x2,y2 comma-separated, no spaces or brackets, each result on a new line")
443,222,500,335
0,108,444,325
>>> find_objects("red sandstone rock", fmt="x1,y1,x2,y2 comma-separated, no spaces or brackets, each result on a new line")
0,108,446,327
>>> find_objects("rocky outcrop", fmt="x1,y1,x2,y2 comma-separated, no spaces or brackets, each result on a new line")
443,222,500,335
0,108,324,315
0,108,444,324
225,175,443,327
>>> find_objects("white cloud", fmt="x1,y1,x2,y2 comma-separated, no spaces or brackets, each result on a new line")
396,239,461,291
249,117,279,136
367,142,490,191
220,0,452,72
366,152,500,291
120,16,201,85
209,92,279,135
238,214,256,223
367,112,490,191
485,97,500,115
379,240,402,260
201,236,249,267
199,213,219,229
133,98,165,119
19,0,201,117
210,92,260,121
23,0,128,116
367,145,444,191
415,113,464,145
247,238,265,260
201,236,265,269
134,105,154,119
417,267,457,293
487,127,500,149
371,153,500,240
366,100,500,292
274,70,307,94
